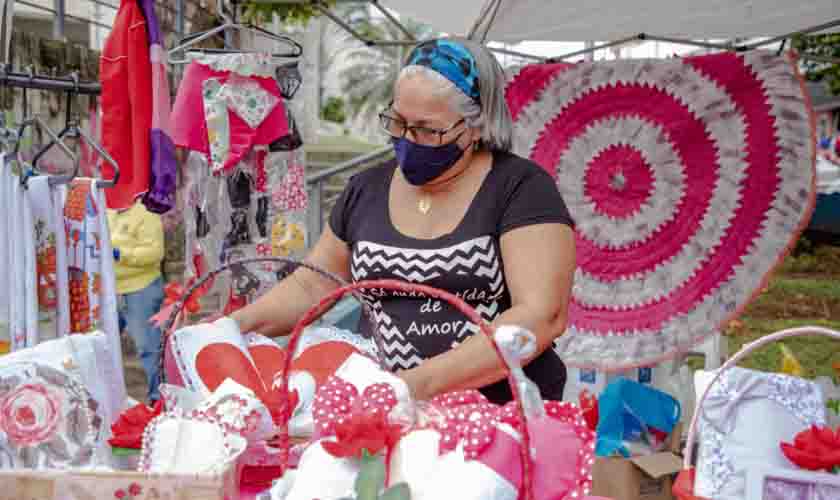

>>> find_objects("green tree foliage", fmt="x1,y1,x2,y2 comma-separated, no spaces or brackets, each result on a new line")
792,33,840,96
334,17,438,129
321,96,347,123
242,1,337,26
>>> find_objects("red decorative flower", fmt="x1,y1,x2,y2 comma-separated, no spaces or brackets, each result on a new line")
114,489,126,499
781,425,840,472
0,384,61,446
108,400,164,449
578,389,599,431
128,482,142,496
320,412,403,459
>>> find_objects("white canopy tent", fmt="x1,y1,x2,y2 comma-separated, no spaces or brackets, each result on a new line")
379,0,840,43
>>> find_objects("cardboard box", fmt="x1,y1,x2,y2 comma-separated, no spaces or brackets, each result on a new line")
591,423,684,500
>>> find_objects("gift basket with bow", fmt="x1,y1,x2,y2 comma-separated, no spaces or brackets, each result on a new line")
268,278,605,500
149,257,608,500
675,326,840,500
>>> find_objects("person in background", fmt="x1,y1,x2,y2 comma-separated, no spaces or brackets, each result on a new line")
108,201,165,403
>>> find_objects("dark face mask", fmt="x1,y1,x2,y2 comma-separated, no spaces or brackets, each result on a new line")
392,136,467,186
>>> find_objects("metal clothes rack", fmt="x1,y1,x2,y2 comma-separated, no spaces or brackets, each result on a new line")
0,67,101,95
0,66,119,188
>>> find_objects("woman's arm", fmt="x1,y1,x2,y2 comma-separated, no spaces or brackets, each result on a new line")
231,226,352,338
399,223,576,400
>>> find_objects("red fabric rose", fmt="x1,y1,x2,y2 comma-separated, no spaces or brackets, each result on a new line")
780,425,840,472
108,400,164,449
320,412,402,459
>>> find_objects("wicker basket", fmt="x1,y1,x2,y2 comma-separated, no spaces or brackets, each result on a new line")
674,326,840,500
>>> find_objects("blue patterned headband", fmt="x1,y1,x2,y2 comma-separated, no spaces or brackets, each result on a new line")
406,39,481,105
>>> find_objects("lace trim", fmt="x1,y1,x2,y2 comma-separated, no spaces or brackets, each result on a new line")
188,52,280,78
697,368,826,497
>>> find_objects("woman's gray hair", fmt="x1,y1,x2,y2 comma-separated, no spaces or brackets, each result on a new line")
398,37,513,152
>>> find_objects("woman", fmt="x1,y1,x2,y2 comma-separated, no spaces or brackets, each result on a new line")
233,37,576,404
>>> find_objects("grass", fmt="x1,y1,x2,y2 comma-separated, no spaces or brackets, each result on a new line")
702,243,840,381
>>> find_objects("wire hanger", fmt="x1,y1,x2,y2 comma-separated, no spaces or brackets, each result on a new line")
168,0,302,64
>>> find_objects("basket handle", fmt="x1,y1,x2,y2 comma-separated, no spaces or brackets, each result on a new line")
158,257,388,383
683,325,840,469
277,279,536,500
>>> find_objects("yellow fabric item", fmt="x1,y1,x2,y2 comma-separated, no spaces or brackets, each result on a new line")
107,202,164,295
779,344,804,377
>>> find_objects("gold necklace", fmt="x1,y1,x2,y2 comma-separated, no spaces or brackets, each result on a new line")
418,196,432,215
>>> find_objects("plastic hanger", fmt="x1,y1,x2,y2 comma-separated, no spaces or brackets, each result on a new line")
27,72,119,189
27,72,82,187
12,114,78,188
168,1,302,64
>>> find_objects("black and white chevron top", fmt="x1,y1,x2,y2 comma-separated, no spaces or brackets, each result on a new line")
329,151,574,403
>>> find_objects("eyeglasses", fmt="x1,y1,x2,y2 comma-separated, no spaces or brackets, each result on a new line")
379,107,465,147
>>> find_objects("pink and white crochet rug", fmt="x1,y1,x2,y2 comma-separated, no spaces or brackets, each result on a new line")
505,51,817,370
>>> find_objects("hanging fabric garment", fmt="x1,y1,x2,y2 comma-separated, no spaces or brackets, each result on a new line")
173,52,303,315
181,149,307,313
100,0,153,210
63,179,126,410
6,159,31,351
0,154,10,353
22,176,39,349
92,180,127,415
171,53,290,175
27,176,71,341
64,180,119,337
137,0,177,215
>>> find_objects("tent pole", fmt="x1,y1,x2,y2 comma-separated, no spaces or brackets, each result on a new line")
487,45,546,61
640,35,736,51
738,18,840,51
475,0,502,43
369,0,415,41
467,0,498,41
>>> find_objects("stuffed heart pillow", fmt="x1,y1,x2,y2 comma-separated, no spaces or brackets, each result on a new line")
166,319,370,432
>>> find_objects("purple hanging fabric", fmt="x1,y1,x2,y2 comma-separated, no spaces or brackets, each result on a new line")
138,0,177,214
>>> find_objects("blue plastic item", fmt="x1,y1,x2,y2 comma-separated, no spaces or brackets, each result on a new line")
595,377,681,458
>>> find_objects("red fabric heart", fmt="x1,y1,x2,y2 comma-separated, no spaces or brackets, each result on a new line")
195,343,269,400
290,341,359,387
248,344,287,388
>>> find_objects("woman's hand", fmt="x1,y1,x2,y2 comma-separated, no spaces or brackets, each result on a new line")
397,368,433,402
